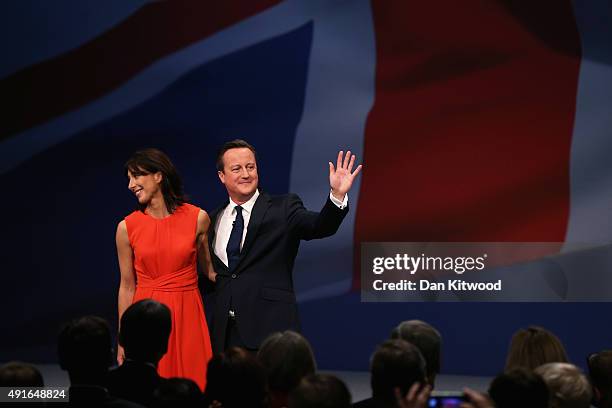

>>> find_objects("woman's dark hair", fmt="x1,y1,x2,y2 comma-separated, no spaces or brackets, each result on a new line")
505,326,569,371
125,148,186,213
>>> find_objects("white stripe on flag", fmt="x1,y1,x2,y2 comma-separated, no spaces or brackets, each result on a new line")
289,0,376,302
565,2,612,246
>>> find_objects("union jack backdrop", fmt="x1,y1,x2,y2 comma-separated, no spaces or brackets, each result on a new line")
1,0,611,374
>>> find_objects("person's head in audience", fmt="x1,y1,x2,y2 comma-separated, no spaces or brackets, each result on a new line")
370,339,426,408
535,363,592,408
153,377,201,408
205,347,268,408
390,319,441,387
119,299,171,365
588,350,612,408
0,361,44,386
488,368,549,408
505,326,568,371
257,331,316,408
288,373,351,408
58,315,113,385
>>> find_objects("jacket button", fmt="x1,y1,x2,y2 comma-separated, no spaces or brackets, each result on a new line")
231,274,237,279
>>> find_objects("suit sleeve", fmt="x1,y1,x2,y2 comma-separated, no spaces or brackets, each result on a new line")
286,193,348,241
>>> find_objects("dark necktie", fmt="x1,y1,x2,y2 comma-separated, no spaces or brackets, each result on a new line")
226,206,244,271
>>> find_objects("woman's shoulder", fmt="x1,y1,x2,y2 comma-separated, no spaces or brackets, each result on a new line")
179,202,202,213
177,203,207,222
124,209,143,222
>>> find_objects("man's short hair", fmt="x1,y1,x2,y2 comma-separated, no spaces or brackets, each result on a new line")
257,331,316,393
588,350,612,408
489,368,549,408
288,373,351,408
535,363,592,408
205,347,268,408
119,299,172,363
0,362,44,386
370,339,426,406
57,316,112,372
216,139,257,171
390,320,442,385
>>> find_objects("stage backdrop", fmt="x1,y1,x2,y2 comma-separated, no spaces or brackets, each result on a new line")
1,0,611,376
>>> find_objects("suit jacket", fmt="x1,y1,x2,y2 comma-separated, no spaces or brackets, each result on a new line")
106,361,167,407
205,192,348,352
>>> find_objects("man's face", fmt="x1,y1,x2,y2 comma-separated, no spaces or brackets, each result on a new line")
218,147,259,203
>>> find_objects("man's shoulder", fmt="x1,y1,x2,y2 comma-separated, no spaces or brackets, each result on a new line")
265,192,302,203
261,193,307,212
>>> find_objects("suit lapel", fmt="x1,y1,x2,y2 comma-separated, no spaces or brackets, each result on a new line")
209,200,229,270
236,192,271,270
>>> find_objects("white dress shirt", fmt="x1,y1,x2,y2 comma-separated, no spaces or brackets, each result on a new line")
213,189,347,267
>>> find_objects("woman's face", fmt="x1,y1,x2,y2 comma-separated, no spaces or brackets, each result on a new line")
127,170,162,205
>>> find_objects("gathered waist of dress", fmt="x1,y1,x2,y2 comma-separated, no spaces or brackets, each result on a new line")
136,265,199,292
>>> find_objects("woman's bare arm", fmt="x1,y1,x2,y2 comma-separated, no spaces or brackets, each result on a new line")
196,210,217,282
116,220,135,364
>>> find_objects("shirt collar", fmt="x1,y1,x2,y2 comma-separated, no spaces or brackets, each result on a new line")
229,189,259,216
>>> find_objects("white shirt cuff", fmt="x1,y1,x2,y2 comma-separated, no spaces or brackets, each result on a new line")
329,191,348,209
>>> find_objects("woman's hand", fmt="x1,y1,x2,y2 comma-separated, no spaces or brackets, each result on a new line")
117,344,126,365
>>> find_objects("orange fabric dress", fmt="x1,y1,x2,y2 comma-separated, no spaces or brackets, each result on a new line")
125,203,212,390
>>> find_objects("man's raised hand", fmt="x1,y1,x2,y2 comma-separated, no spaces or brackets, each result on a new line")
329,150,363,202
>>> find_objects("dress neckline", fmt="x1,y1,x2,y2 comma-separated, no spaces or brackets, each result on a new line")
142,203,186,221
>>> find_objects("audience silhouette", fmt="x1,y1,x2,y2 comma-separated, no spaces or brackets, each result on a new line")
8,305,604,408
107,299,172,406
57,315,144,407
257,331,317,408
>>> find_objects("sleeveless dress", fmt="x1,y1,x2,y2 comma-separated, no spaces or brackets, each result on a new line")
125,203,212,390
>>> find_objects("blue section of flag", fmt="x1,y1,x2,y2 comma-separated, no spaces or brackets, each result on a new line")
0,22,313,361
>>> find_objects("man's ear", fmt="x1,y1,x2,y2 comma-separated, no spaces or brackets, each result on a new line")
218,170,225,184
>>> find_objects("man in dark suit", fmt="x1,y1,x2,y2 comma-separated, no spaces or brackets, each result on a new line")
58,316,145,408
353,339,430,408
107,299,172,407
205,139,362,353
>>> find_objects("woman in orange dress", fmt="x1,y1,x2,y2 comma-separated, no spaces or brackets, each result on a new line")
115,148,216,390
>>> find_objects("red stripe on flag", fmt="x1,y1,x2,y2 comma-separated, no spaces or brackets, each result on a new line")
0,0,280,140
354,1,581,288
